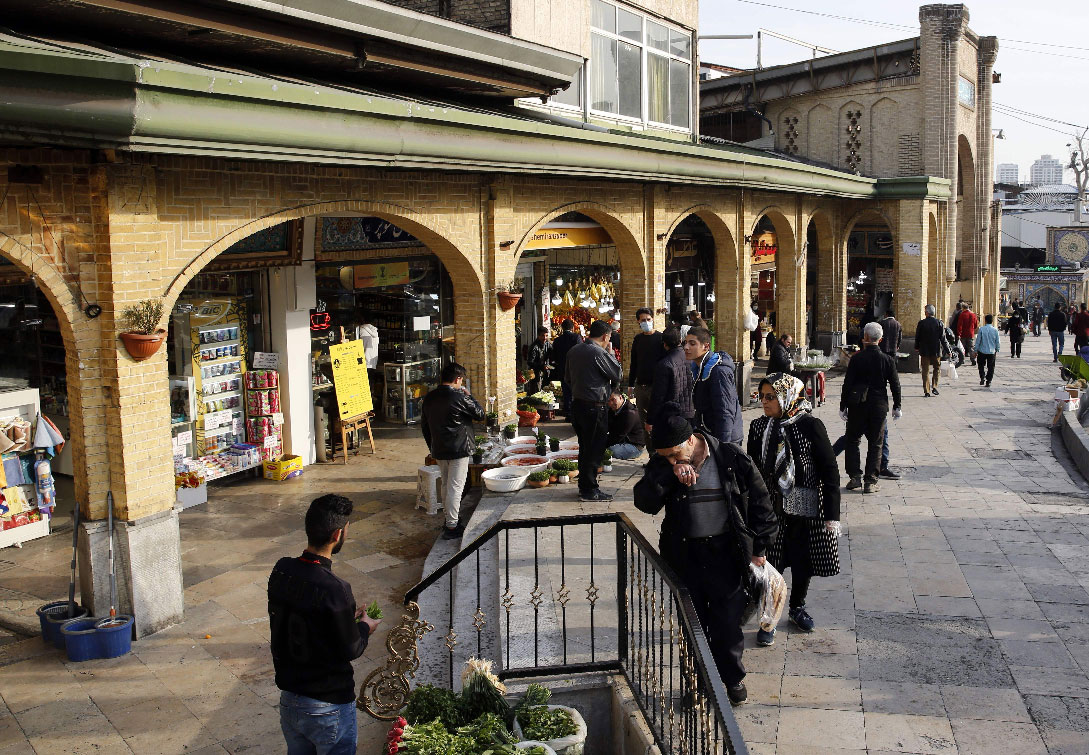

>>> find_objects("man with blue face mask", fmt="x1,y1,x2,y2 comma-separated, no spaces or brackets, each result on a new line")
628,307,665,452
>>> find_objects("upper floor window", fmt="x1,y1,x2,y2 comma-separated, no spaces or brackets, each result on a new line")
958,76,976,107
590,0,692,130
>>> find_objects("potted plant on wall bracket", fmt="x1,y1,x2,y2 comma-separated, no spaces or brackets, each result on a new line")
118,299,166,361
497,278,524,311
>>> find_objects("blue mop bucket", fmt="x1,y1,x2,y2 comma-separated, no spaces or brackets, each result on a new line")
38,601,89,649
94,616,134,659
60,618,102,662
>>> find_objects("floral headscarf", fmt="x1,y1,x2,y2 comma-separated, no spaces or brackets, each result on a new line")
759,373,812,495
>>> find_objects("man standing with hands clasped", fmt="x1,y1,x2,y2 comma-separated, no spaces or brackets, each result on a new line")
269,494,382,755
565,319,622,502
840,322,902,494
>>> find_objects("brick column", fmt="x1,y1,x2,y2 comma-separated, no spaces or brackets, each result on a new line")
773,209,804,349
78,161,183,636
812,212,845,352
895,199,929,366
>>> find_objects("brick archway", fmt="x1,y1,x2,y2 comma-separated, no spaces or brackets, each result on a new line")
752,205,802,346
806,208,842,342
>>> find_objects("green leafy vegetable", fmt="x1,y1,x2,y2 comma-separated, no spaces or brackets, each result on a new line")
366,600,383,620
517,706,577,742
405,684,463,730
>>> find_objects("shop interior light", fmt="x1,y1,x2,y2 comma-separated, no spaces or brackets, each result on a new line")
555,277,564,286
673,282,682,288
551,293,562,305
697,281,706,287
707,292,716,302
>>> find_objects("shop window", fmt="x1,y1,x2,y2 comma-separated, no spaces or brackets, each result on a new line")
590,0,692,131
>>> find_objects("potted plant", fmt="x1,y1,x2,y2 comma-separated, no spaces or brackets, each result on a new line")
485,411,499,429
497,278,524,311
527,470,551,489
551,459,576,483
517,404,539,428
503,423,517,440
118,299,166,361
472,445,484,465
602,449,613,473
549,437,561,453
535,436,548,456
548,467,558,484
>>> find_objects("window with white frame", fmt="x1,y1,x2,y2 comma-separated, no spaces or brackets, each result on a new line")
590,0,692,130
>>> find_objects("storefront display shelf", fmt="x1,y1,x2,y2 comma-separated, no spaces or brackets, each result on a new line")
0,517,49,549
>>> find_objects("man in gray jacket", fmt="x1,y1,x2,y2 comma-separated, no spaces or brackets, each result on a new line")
565,319,622,502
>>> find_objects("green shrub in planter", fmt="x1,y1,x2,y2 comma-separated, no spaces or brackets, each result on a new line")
528,470,551,482
550,459,577,473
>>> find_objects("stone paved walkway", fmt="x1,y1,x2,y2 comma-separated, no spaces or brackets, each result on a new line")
3,333,1089,753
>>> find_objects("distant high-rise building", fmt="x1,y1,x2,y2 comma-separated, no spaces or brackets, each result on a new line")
996,163,1019,184
1030,154,1065,185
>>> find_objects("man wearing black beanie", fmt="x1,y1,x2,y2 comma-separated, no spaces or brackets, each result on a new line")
634,406,778,706
564,319,623,501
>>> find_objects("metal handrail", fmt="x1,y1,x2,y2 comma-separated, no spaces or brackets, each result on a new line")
361,513,747,754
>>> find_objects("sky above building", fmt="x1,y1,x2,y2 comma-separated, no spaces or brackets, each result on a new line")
698,0,1087,183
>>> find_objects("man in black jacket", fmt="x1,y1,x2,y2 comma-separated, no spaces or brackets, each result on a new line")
767,333,794,374
526,326,553,394
841,322,902,494
551,319,581,416
878,310,902,357
421,362,485,539
914,304,949,397
1048,302,1069,361
648,327,694,432
566,319,622,502
269,494,381,755
628,307,664,449
634,411,777,706
606,390,645,459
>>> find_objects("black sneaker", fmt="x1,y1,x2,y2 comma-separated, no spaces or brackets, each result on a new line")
863,481,881,494
932,387,940,396
845,477,863,490
924,392,931,397
879,468,901,480
579,490,613,502
727,682,747,706
441,523,465,540
789,605,815,633
980,378,985,386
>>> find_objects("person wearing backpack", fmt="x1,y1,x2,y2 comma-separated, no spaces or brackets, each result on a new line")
840,322,902,494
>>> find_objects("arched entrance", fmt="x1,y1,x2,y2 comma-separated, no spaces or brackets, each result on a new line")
749,209,798,352
665,214,717,330
160,202,482,509
957,135,976,289
844,211,895,345
806,210,838,352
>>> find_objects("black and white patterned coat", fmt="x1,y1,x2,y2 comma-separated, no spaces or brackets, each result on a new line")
747,413,841,577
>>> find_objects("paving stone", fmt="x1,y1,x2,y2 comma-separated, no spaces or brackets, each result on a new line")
860,680,946,717
776,707,866,749
950,718,1049,755
779,675,862,711
939,685,1031,722
863,712,956,754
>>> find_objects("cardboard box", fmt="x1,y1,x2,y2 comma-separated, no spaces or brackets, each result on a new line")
263,455,304,481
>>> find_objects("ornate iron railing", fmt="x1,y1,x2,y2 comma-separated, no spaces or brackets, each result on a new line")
359,513,748,755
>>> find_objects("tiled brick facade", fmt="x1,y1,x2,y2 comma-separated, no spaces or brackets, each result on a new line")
0,148,956,530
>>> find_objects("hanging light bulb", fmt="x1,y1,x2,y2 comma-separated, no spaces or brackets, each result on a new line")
555,277,564,286
707,292,716,302
551,293,562,306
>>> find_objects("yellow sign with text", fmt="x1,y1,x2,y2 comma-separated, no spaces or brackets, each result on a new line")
329,340,373,420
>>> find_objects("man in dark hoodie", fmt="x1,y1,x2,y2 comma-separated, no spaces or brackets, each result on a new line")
551,318,582,416
683,326,743,445
647,327,695,437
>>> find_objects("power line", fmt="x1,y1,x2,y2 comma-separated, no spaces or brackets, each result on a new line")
994,102,1084,129
993,106,1085,136
1001,44,1089,62
734,0,1089,56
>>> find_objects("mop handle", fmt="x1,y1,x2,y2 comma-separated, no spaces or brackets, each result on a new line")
68,503,79,618
107,491,116,618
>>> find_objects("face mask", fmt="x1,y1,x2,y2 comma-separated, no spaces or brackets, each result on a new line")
639,320,653,333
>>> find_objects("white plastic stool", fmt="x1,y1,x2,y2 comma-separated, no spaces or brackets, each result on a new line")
416,465,443,515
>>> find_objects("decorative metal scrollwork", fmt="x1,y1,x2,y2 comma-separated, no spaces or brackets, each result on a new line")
357,602,434,720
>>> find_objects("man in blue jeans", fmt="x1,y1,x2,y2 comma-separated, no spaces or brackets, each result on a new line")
269,495,382,754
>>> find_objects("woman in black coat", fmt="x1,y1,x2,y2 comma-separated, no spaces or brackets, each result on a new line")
1007,314,1024,358
747,372,841,646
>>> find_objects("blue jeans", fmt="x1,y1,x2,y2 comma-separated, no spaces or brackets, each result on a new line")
833,426,890,470
279,691,357,755
608,442,644,460
1052,330,1066,359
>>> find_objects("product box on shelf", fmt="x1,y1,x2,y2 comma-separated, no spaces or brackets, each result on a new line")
263,455,303,481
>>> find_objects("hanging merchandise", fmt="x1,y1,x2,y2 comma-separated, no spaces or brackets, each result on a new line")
33,454,56,517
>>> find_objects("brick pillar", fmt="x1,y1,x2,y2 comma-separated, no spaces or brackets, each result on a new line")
773,210,804,349
78,162,183,637
813,212,844,352
895,199,929,366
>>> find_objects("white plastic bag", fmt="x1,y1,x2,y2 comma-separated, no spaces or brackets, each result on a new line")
750,562,787,632
948,360,959,381
941,359,951,377
743,309,760,332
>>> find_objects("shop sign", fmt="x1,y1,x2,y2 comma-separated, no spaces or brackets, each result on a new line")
329,340,373,420
751,232,777,266
666,238,699,271
253,351,280,368
175,430,192,446
321,217,419,252
1036,265,1061,272
525,225,612,250
353,261,411,288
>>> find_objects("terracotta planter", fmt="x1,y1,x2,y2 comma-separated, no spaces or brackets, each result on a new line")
498,292,522,311
119,330,166,361
527,479,550,489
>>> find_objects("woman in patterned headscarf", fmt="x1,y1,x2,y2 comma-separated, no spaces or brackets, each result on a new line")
747,372,841,646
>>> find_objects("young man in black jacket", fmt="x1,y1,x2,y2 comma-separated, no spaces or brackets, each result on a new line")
269,494,382,755
1048,302,1069,361
634,410,778,706
551,319,582,416
526,326,553,394
422,362,486,538
606,390,645,459
628,307,664,448
914,304,949,397
647,327,695,433
566,319,623,501
841,322,902,493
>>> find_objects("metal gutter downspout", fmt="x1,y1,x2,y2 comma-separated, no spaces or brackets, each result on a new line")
510,108,610,133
